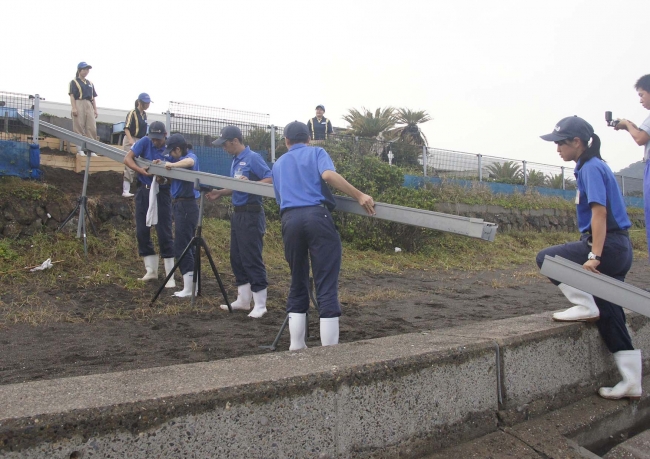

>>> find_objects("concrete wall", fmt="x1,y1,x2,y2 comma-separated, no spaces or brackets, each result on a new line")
0,312,648,459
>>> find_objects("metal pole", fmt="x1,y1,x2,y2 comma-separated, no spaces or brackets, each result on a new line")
422,145,427,177
561,166,566,190
32,94,40,143
621,175,626,196
478,154,483,182
166,111,172,132
522,160,527,186
270,125,276,163
77,148,91,239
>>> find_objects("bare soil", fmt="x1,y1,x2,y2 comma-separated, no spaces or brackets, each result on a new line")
2,166,649,386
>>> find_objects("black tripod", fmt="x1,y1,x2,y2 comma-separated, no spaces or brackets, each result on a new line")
259,277,319,351
151,180,232,311
57,150,97,258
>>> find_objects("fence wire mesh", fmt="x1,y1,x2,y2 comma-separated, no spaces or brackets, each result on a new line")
0,91,41,178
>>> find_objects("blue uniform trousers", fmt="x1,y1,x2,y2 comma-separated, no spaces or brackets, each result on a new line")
135,185,174,258
281,206,342,318
536,232,634,353
230,210,268,292
173,199,199,275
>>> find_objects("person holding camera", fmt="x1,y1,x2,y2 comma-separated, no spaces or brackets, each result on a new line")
610,74,650,259
536,116,641,400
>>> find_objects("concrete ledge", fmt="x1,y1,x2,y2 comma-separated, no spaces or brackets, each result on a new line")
1,312,649,458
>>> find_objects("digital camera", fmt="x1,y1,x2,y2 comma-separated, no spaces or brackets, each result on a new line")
605,111,619,128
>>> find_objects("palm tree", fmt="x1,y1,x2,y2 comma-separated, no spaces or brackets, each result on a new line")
342,107,396,138
526,169,546,187
485,161,523,184
547,173,576,190
386,109,431,146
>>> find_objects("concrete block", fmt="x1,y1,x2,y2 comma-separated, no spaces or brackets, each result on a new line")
604,429,650,459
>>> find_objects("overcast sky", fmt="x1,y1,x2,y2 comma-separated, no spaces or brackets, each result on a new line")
4,0,648,172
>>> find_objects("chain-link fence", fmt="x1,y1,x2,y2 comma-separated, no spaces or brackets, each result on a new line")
0,91,41,178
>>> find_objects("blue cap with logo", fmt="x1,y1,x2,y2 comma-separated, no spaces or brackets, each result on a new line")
77,61,92,70
163,133,186,155
315,104,325,111
148,121,167,140
540,116,594,142
138,93,152,104
283,121,310,141
212,125,242,146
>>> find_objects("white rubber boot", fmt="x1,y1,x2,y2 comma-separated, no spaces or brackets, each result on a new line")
248,288,268,318
289,313,307,351
122,180,134,197
221,283,252,311
174,272,196,298
552,283,600,322
138,254,159,281
320,317,340,346
599,350,643,400
163,258,176,288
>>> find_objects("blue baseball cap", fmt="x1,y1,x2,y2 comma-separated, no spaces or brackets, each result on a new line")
283,121,310,141
315,104,325,111
212,125,243,146
77,62,92,70
540,116,594,142
138,93,152,104
148,121,167,140
163,133,187,155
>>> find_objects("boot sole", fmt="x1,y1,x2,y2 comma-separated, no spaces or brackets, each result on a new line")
552,316,599,323
599,394,642,400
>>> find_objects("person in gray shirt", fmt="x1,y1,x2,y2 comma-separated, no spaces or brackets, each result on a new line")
612,74,650,259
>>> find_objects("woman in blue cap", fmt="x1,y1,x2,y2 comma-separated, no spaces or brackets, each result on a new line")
122,93,152,197
536,116,642,400
68,62,98,156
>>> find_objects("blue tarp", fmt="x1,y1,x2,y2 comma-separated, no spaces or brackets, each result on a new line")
404,175,644,209
0,140,41,179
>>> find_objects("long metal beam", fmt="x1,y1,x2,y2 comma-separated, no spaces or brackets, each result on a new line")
540,255,650,318
20,113,498,241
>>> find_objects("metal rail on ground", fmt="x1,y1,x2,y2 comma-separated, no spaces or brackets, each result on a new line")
20,112,498,241
540,255,650,318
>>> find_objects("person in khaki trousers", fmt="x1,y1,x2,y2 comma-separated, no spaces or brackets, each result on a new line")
68,62,98,157
122,93,152,197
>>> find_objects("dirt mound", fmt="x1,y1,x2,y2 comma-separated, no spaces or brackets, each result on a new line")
40,165,123,197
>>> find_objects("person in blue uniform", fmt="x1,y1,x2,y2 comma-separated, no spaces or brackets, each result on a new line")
122,93,152,198
306,104,333,141
206,126,273,318
68,62,98,157
123,121,175,288
272,121,375,350
153,134,199,298
536,116,642,400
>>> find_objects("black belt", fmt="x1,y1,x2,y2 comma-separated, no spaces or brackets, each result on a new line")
280,204,326,217
234,204,262,213
584,229,629,237
174,197,195,203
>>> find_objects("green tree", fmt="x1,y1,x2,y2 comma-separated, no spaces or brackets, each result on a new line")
342,107,396,138
526,169,546,187
386,108,431,146
547,173,576,190
486,161,524,184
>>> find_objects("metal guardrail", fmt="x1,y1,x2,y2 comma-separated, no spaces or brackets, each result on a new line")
20,112,498,241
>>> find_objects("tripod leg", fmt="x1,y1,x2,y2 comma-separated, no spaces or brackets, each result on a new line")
82,213,88,259
150,238,196,306
200,240,232,312
190,241,201,307
57,201,81,231
259,314,290,351
83,200,98,237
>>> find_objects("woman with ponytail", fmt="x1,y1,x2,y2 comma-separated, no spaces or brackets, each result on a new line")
536,116,641,400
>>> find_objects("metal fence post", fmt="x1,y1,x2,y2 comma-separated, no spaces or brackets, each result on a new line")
32,94,40,143
270,125,276,163
522,160,527,186
561,166,566,190
166,111,172,132
423,145,427,177
621,175,626,196
478,154,483,182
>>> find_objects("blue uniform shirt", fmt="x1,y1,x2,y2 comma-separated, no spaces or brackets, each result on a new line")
272,143,337,211
131,136,169,187
575,157,631,233
230,147,272,207
169,151,200,199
